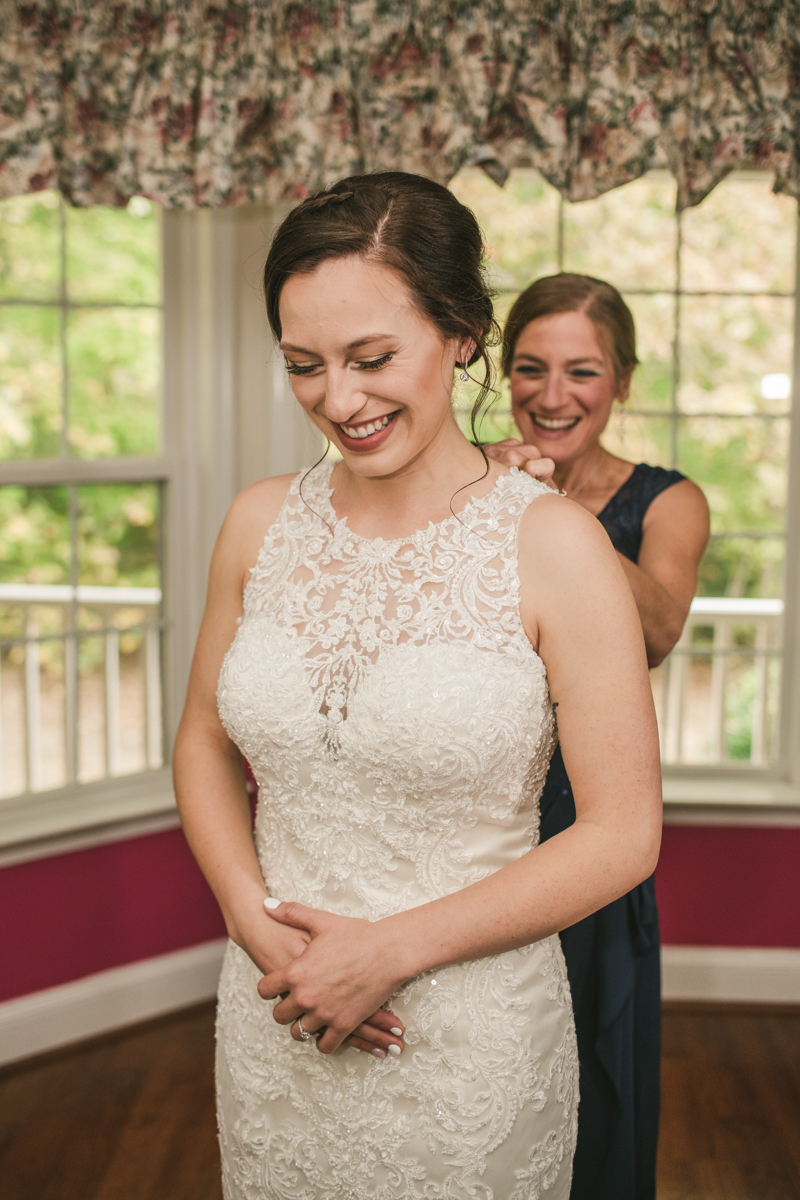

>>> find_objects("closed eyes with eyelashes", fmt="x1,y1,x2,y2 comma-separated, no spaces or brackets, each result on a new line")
514,365,602,380
285,352,395,377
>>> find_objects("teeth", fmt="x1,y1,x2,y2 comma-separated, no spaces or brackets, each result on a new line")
342,414,392,439
534,416,579,430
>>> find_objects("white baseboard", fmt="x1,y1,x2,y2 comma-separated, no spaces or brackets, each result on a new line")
0,938,227,1068
662,944,800,1004
2,940,797,1070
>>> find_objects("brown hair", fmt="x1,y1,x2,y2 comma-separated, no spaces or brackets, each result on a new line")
501,273,639,385
263,172,499,443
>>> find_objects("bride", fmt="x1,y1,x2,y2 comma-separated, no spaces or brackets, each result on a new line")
173,171,662,1199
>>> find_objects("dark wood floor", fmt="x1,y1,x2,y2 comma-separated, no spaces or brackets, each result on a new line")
1,1000,798,1199
659,1001,800,1199
0,1004,221,1200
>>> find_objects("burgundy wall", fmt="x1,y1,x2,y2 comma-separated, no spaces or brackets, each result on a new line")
0,829,225,1004
1,822,798,1005
656,824,800,949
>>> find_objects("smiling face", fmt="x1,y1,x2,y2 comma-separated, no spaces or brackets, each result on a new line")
279,256,466,477
509,310,629,465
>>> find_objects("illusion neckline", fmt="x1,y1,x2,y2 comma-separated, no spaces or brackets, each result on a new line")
310,461,525,548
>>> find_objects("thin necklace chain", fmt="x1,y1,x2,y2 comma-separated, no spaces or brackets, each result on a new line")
566,451,606,500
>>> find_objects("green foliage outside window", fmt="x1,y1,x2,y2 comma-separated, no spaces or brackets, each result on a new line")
449,167,796,602
0,176,795,605
0,192,161,595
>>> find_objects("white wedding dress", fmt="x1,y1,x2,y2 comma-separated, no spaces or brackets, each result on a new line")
216,463,578,1199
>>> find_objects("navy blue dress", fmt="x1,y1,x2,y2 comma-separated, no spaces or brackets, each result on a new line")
541,463,685,1200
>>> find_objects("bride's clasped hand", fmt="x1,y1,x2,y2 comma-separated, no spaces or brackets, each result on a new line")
258,900,410,1056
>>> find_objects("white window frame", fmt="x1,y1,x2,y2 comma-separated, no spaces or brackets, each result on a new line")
662,212,800,824
3,198,799,864
0,204,323,862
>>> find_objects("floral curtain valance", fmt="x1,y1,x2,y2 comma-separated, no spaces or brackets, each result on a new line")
1,1,798,210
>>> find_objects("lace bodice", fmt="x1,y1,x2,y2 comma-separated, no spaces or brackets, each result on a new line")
218,463,557,918
215,463,577,1198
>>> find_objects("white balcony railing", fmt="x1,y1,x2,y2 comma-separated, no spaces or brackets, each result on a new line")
0,586,785,802
654,597,783,767
0,584,164,799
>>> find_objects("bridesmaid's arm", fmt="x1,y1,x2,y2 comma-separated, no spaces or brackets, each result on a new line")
617,478,709,667
261,494,662,1053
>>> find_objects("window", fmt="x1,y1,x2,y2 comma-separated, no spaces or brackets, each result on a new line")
450,169,797,778
0,192,168,826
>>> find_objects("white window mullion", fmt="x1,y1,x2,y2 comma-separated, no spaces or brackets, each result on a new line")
778,211,800,785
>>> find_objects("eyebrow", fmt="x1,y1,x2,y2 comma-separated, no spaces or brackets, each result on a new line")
280,334,395,354
513,353,605,367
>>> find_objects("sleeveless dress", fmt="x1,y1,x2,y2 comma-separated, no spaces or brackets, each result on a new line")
215,463,579,1200
539,463,685,1200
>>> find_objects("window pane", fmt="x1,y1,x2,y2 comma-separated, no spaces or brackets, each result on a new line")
677,415,789,535
67,307,160,457
450,167,560,290
679,295,793,415
0,483,163,797
66,197,160,305
0,191,61,301
77,483,162,781
0,486,70,798
625,293,675,412
600,413,674,467
0,306,62,458
698,535,784,599
77,483,160,588
681,172,796,294
562,174,677,291
0,486,70,585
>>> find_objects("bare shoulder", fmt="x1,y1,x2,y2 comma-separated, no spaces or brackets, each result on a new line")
647,477,709,525
518,490,619,573
515,492,632,650
642,478,710,557
223,473,295,538
214,473,296,591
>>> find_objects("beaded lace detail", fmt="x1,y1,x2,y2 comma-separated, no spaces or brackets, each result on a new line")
216,463,578,1199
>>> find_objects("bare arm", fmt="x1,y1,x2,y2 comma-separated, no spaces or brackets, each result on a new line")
174,477,313,967
173,475,406,1056
621,479,709,667
260,495,662,1053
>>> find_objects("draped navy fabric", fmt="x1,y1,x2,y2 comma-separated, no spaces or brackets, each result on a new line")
540,461,684,1200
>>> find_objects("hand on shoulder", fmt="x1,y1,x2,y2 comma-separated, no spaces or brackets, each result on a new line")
484,439,556,483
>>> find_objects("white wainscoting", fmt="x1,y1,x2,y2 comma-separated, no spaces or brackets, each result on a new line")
0,939,226,1068
661,945,800,1004
1,941,798,1069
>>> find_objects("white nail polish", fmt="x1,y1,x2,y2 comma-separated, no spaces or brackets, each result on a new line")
390,1027,403,1037
371,1048,386,1059
263,897,282,910
387,1044,401,1057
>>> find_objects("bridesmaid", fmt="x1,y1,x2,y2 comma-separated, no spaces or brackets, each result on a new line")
486,273,709,1200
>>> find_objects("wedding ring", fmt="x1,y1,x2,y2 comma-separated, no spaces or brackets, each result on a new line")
296,1017,314,1041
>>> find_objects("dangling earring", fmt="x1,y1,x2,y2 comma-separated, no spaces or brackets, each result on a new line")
617,402,627,443
459,340,475,383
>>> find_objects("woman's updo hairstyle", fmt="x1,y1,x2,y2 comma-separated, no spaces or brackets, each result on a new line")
264,172,499,442
502,273,639,388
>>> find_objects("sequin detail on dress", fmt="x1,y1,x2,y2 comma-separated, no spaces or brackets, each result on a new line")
216,463,578,1198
